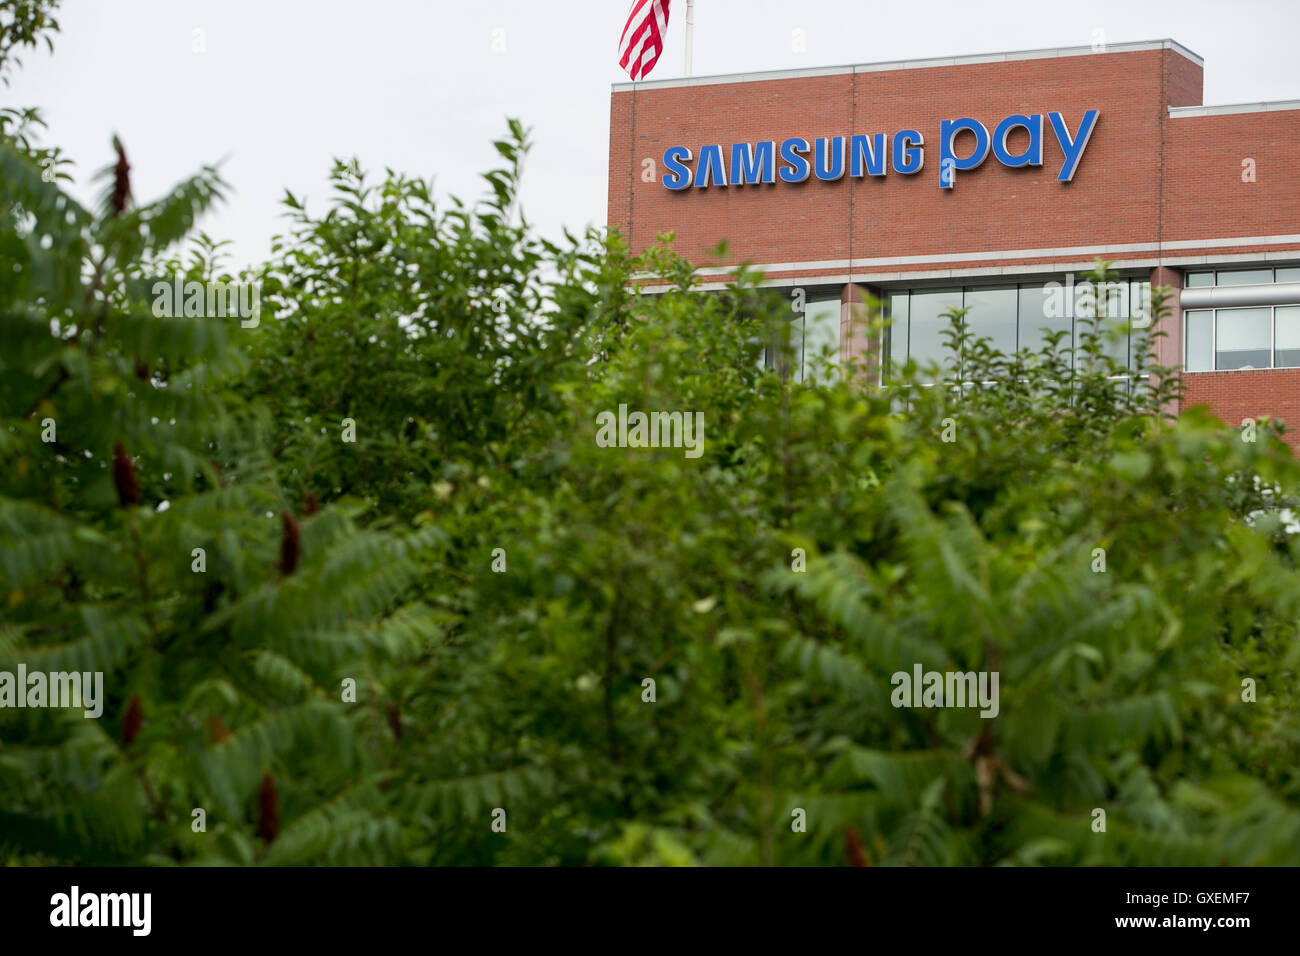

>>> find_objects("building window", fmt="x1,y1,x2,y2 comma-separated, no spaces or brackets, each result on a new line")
800,298,841,383
1184,304,1300,371
888,291,908,373
1214,307,1271,370
1185,267,1300,287
1077,280,1134,370
1184,309,1213,372
1018,283,1072,361
762,294,841,383
962,286,1018,358
884,276,1148,383
1275,306,1300,368
1180,266,1300,371
1217,269,1274,287
906,289,963,382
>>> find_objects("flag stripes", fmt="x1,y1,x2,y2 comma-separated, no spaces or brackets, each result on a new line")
618,0,671,81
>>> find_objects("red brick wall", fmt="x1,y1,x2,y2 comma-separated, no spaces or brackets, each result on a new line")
1164,112,1300,241
1183,370,1300,450
1167,50,1204,109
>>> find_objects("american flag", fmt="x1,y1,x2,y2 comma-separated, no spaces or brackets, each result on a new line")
618,0,671,81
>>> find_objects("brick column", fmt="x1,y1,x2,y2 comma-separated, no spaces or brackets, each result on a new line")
842,282,883,385
1149,265,1183,417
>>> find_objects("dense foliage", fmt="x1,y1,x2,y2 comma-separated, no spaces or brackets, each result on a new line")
2,6,1299,865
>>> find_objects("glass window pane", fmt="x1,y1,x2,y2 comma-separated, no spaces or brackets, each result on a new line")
1276,306,1300,368
962,286,1017,359
908,288,963,382
1185,310,1212,371
1093,279,1129,320
1018,281,1072,362
1073,279,1127,368
1217,269,1273,286
1130,281,1152,369
1185,272,1214,288
766,304,804,380
1129,328,1149,372
802,298,841,384
1094,316,1130,368
1277,267,1300,284
1215,307,1271,369
1130,280,1151,321
1072,278,1098,320
888,292,908,380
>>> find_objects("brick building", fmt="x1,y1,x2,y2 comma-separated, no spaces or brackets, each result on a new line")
607,39,1300,444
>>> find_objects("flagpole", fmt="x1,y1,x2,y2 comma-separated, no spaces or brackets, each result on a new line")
684,0,695,76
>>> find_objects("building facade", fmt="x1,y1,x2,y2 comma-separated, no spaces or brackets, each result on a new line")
607,39,1300,444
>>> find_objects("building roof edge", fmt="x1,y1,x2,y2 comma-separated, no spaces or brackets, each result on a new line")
611,39,1203,93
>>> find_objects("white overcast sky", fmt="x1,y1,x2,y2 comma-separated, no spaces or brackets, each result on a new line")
8,0,1299,269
